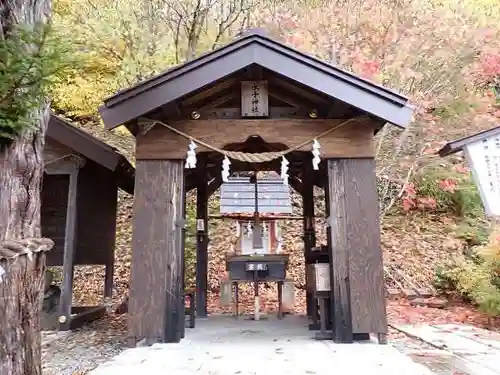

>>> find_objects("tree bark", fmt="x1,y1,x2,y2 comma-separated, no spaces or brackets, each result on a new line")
0,0,52,241
0,1,52,375
0,239,54,375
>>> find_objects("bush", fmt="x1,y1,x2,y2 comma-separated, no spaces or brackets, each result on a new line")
433,225,500,316
408,165,483,217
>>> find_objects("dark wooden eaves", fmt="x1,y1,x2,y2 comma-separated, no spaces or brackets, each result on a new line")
438,125,500,157
100,29,414,130
47,114,135,194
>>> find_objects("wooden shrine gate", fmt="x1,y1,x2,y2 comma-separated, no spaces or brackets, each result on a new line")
99,28,414,345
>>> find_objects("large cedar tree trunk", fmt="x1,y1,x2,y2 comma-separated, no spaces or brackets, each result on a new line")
0,0,51,241
0,1,52,374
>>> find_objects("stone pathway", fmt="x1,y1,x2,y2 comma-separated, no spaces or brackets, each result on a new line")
88,316,434,375
392,323,500,374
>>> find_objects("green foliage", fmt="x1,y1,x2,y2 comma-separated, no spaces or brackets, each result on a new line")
434,226,500,316
413,166,483,217
454,217,491,248
184,192,197,288
0,24,73,141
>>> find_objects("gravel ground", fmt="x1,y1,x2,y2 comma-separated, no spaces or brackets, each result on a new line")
42,315,127,375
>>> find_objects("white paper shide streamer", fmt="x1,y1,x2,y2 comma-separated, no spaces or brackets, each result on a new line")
280,156,289,185
312,139,321,170
185,140,198,169
0,265,5,284
246,221,253,238
221,155,231,182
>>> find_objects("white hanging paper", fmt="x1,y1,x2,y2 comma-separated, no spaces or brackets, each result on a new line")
262,223,268,237
280,156,289,186
221,156,231,182
235,221,240,237
312,139,321,170
246,221,253,238
185,140,198,169
0,265,5,283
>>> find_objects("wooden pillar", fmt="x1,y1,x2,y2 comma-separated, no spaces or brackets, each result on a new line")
196,163,209,317
104,262,114,298
178,178,187,340
104,186,118,299
302,159,316,318
325,159,387,344
128,160,185,345
58,170,79,331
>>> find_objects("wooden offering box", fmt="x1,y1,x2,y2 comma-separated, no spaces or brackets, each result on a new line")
226,254,289,282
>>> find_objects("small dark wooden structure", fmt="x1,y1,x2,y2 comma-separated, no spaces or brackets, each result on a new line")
99,29,414,345
42,114,135,330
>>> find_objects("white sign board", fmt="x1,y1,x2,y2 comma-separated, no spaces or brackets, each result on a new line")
464,135,500,216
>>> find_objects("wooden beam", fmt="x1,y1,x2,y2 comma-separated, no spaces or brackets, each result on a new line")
196,161,209,317
326,159,353,343
209,214,320,220
207,176,222,197
69,306,106,329
197,93,237,111
58,169,79,331
127,160,185,345
136,118,375,160
267,76,329,105
180,78,236,107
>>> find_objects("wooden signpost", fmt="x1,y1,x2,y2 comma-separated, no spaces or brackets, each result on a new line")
439,126,500,217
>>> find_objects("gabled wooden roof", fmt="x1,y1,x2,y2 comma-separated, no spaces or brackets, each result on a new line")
47,114,135,194
438,125,500,157
100,28,414,130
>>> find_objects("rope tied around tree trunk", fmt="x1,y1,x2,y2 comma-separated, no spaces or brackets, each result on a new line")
138,116,368,163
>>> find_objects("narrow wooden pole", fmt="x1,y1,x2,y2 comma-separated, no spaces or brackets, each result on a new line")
58,170,79,331
196,163,209,317
326,159,353,343
104,186,118,298
302,158,316,319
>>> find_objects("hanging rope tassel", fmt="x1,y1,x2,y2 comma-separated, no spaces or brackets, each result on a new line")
280,156,289,185
221,155,231,182
312,139,321,170
185,140,198,169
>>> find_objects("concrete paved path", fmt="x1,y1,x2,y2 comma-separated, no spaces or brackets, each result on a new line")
89,315,435,375
393,323,500,375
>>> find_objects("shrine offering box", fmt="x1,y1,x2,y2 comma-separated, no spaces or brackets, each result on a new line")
226,254,289,282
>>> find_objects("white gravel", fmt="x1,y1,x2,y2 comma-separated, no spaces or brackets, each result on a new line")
42,327,126,375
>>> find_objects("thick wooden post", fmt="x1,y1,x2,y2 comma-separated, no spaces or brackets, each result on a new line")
178,179,187,340
58,170,79,331
302,159,316,319
326,159,387,344
196,163,209,317
128,160,185,345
